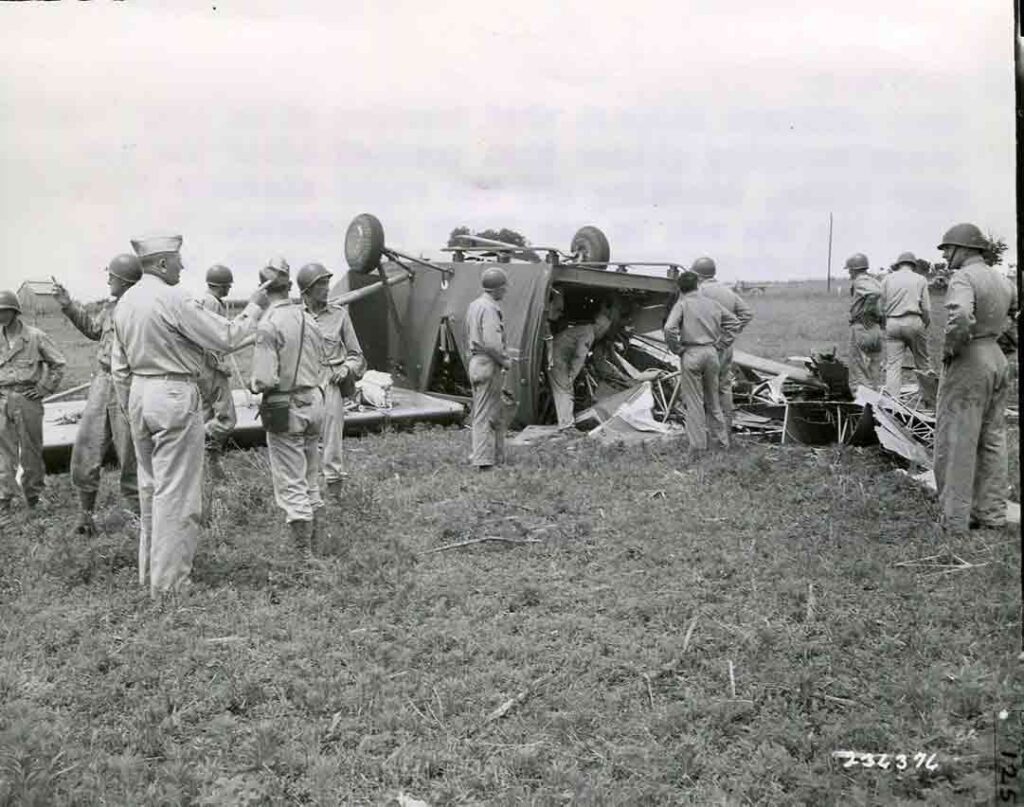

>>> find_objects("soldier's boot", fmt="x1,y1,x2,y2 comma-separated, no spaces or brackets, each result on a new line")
75,490,98,536
311,508,325,555
124,493,141,517
207,448,227,483
325,479,344,502
289,519,314,560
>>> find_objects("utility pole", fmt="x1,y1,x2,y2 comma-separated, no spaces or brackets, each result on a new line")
826,212,834,292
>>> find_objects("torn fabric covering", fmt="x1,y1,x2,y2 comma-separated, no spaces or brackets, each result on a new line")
853,385,934,465
585,382,682,444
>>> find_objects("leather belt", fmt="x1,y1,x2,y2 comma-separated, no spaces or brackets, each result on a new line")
133,373,198,382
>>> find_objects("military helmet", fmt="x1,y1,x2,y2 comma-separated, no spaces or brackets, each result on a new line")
938,222,987,251
205,264,234,286
481,267,508,290
259,256,291,291
296,262,332,293
0,290,21,313
691,256,717,278
844,253,869,272
677,271,700,293
894,251,918,268
107,253,143,284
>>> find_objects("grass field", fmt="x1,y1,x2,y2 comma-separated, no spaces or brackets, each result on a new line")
1,287,1020,805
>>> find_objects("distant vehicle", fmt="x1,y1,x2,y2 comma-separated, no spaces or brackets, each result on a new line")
733,281,767,295
334,214,681,426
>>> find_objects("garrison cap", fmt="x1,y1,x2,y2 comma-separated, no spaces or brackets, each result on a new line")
131,235,183,259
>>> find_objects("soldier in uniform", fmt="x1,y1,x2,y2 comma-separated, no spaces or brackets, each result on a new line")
547,298,616,430
465,267,512,469
111,235,269,597
664,271,740,451
53,254,142,533
692,256,753,432
933,223,1017,533
845,253,884,395
196,264,238,480
250,259,327,555
296,262,365,496
0,290,66,511
880,251,933,397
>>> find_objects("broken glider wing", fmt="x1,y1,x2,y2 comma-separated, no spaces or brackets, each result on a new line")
41,386,463,473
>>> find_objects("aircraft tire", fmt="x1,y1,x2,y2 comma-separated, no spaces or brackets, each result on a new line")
345,213,386,274
570,225,610,266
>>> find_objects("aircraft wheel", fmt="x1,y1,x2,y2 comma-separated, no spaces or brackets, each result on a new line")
570,225,610,266
345,213,386,274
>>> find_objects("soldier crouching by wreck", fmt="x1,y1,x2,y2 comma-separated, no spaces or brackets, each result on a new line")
0,290,66,512
250,259,328,558
53,255,142,533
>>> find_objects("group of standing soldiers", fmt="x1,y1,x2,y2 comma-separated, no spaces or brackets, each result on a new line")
0,235,364,597
844,222,1018,535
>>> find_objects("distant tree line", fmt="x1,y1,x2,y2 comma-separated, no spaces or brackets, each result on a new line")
447,226,542,262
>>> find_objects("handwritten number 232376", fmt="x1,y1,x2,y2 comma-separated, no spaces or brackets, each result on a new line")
840,752,939,771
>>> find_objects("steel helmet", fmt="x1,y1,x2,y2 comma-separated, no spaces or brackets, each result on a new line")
894,251,918,268
107,253,143,284
297,262,333,293
938,222,987,251
691,256,717,278
205,264,234,286
844,253,869,272
0,290,21,313
259,256,291,290
481,267,508,290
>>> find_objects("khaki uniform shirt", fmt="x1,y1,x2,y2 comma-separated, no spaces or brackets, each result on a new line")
881,268,931,323
197,291,231,374
62,299,117,372
466,293,507,361
251,300,326,393
699,279,754,333
849,273,883,325
0,319,66,392
312,303,366,379
944,255,1017,358
111,274,262,385
664,292,740,348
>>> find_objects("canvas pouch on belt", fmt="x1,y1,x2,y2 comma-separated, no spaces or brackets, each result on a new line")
259,394,290,433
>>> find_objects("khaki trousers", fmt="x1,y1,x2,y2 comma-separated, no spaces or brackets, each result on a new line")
199,367,237,450
321,384,346,483
848,323,882,395
469,355,506,467
128,377,204,596
716,345,735,432
71,372,137,500
549,325,595,428
933,340,1009,532
0,389,45,503
266,389,325,523
882,316,932,396
679,346,727,451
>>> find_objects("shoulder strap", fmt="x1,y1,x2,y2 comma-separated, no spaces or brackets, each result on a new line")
286,305,305,391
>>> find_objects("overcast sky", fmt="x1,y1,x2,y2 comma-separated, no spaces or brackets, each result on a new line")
0,0,1016,298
